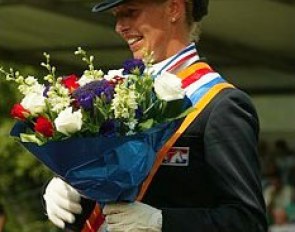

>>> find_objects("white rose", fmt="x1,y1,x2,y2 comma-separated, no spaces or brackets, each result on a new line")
104,69,124,80
54,107,83,136
154,71,185,101
21,92,46,115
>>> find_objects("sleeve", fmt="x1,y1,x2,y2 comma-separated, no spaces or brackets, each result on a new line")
161,89,268,232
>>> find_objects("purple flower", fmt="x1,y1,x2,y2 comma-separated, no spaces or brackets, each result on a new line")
123,59,145,75
43,85,50,97
77,92,95,110
73,79,114,110
99,119,118,137
135,108,143,119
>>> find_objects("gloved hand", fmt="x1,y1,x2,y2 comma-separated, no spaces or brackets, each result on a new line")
103,201,162,232
43,177,82,229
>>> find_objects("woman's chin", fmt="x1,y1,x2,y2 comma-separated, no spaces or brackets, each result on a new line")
132,50,144,60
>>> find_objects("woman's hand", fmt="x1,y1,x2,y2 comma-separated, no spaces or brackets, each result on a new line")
103,201,162,232
43,177,82,228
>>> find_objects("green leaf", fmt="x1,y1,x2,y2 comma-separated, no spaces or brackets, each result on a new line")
20,133,44,146
138,118,154,131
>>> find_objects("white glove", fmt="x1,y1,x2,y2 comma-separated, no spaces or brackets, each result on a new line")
43,177,82,229
103,201,162,232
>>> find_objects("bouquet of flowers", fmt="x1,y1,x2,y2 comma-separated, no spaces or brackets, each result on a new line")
0,48,192,203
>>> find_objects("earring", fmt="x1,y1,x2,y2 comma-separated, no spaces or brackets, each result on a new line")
171,17,176,23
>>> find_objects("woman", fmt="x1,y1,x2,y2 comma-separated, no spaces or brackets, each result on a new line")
43,0,268,231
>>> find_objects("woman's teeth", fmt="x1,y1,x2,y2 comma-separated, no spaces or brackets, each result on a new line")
127,37,142,45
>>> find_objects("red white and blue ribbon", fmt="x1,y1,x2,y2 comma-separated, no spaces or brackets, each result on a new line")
184,72,226,105
153,43,227,106
152,43,199,76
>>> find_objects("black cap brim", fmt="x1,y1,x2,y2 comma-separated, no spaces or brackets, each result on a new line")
92,0,125,12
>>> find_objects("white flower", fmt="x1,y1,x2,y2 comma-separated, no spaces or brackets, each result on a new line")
48,97,71,113
78,69,104,86
104,69,124,80
77,74,93,86
112,85,138,119
21,92,46,115
18,82,45,95
24,75,38,85
154,71,185,101
54,107,83,136
46,85,71,113
16,75,46,95
125,119,138,135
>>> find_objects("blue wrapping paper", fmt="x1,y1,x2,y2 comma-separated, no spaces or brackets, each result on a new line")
10,121,179,203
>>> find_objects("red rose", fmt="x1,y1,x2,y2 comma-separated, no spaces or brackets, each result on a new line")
34,116,54,137
109,75,124,86
10,104,30,121
62,74,80,92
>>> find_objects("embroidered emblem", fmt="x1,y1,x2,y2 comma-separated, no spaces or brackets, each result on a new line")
162,147,189,166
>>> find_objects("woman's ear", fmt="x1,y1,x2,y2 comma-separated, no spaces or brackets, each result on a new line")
168,0,185,23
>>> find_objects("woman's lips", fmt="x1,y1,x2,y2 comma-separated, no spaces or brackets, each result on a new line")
126,37,143,51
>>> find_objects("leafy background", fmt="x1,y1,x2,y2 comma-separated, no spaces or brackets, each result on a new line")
0,61,61,231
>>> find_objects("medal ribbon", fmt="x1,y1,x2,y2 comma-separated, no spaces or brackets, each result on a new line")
154,43,199,76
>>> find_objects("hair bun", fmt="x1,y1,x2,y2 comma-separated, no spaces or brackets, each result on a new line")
193,0,209,21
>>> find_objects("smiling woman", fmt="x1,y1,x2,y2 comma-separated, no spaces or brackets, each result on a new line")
111,0,188,61
42,0,268,232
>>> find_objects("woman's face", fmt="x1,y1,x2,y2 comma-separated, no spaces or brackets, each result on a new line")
113,0,176,62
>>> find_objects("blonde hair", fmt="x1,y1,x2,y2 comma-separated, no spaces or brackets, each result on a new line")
189,22,201,42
